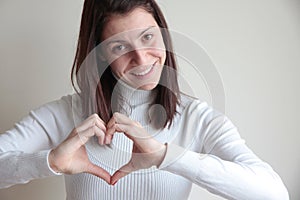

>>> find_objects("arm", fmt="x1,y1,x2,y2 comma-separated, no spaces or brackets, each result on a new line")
158,101,289,200
0,96,74,188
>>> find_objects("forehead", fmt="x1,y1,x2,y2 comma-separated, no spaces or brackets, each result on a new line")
101,7,158,41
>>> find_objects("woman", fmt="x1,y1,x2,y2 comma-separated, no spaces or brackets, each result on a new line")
0,0,289,199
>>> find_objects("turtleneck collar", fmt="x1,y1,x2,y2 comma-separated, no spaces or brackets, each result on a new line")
110,74,157,114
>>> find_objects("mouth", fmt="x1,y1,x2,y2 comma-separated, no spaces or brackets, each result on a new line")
131,61,158,78
130,61,157,77
131,65,153,76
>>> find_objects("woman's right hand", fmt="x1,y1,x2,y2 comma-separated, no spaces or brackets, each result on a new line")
48,114,111,184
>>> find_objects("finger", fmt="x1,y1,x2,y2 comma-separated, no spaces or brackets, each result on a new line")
105,117,117,144
96,128,106,145
77,125,106,145
86,163,111,184
105,128,114,144
115,123,145,141
106,115,116,129
111,112,133,125
90,126,106,145
76,113,106,133
106,118,116,137
111,162,134,186
112,113,142,132
114,123,130,134
87,114,106,132
106,113,128,144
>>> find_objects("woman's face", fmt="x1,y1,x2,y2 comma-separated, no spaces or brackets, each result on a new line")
101,8,166,90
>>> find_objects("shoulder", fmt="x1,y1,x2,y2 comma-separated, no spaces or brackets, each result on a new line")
177,93,209,115
173,93,238,151
33,94,80,115
177,93,231,127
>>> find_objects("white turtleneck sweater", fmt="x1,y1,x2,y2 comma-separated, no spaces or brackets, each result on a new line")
0,82,289,200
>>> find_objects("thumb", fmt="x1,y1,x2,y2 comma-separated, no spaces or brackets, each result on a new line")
86,163,111,184
111,162,134,186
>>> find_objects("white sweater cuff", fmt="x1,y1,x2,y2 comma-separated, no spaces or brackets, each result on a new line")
46,150,63,175
158,143,185,169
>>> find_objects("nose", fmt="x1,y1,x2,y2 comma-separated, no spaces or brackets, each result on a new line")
131,48,148,65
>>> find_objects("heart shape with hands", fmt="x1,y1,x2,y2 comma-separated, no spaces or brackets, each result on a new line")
49,112,167,186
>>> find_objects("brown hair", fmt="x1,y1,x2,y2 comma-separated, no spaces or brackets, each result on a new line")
71,0,180,128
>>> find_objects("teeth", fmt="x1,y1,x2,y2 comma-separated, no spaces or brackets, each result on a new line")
132,65,153,76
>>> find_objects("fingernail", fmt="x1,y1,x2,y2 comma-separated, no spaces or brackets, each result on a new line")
111,180,117,186
105,138,110,144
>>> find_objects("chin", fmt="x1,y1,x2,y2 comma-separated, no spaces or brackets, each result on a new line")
138,83,158,90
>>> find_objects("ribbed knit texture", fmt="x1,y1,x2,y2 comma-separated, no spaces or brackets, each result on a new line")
65,79,192,200
0,79,289,199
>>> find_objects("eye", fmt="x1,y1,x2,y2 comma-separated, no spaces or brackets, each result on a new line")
143,33,153,41
112,44,127,53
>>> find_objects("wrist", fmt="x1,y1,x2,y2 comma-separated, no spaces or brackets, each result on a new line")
47,149,62,175
154,143,167,167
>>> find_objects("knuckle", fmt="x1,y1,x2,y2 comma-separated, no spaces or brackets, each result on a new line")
91,113,99,121
92,117,100,126
92,120,97,127
99,131,105,137
85,127,95,137
113,112,119,118
92,126,98,132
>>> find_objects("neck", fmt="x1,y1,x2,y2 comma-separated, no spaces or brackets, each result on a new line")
110,75,157,115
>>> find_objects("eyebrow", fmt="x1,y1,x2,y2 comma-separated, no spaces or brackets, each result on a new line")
105,26,156,46
138,26,156,38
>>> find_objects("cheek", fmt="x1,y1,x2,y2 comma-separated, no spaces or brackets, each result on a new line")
109,60,122,76
154,50,166,64
109,56,129,76
151,42,166,63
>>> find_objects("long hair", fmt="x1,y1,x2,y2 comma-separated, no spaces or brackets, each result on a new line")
71,0,180,128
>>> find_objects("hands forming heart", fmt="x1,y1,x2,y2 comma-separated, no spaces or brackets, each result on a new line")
48,112,167,185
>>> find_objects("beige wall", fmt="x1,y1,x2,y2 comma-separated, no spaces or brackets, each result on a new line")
1,0,299,199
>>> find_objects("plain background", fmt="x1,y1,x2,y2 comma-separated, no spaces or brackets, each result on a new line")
0,0,299,199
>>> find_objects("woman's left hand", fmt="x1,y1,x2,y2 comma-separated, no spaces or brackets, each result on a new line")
106,112,167,185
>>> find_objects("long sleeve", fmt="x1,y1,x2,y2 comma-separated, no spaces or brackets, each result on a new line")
0,95,75,188
158,99,289,200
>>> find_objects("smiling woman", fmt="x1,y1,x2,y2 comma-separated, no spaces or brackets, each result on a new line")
100,10,167,90
0,0,296,200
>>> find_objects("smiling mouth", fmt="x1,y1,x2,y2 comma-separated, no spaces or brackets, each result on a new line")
130,61,157,77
